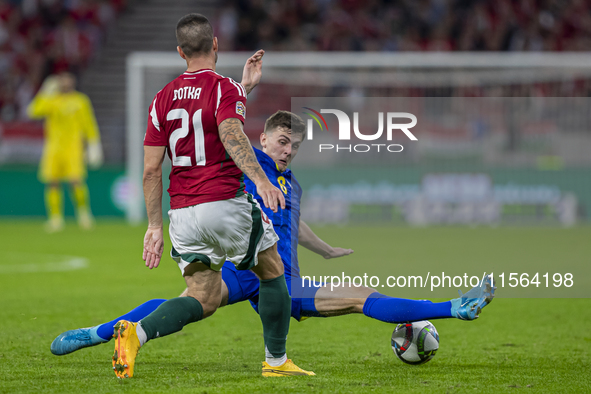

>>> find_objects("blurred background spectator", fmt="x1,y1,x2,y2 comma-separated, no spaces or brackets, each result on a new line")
214,0,591,52
1,0,591,163
3,0,591,121
0,0,124,122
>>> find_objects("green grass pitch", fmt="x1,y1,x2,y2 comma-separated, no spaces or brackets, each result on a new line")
1,220,590,393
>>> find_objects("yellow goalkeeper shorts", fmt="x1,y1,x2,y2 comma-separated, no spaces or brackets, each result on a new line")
39,150,86,183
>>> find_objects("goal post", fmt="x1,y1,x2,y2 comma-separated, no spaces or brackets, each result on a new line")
125,52,591,224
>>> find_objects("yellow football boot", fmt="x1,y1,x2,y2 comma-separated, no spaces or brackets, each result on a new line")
262,359,316,377
112,320,141,378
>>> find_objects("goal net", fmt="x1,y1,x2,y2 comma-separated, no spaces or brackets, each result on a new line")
126,52,591,226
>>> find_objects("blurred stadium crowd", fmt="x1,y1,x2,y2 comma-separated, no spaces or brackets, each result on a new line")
215,0,591,52
2,0,591,122
0,0,125,121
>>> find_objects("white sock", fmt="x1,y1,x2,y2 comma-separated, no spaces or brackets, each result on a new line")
136,322,148,347
265,346,287,367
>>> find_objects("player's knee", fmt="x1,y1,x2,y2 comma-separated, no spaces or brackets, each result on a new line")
201,302,218,318
252,249,284,280
201,290,221,317
184,284,221,318
351,297,367,313
266,254,284,277
186,294,218,318
262,245,284,272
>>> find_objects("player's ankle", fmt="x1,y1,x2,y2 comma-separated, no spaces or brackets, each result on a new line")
136,322,148,347
265,353,287,367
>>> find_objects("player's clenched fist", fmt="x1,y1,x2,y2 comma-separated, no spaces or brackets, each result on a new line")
256,180,285,213
143,226,164,269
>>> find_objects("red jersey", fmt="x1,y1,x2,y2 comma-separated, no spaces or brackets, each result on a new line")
144,69,248,209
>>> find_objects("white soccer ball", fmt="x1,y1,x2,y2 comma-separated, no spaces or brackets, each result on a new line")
391,320,439,365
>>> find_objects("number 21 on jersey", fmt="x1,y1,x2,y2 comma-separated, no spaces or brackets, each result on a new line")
167,108,206,166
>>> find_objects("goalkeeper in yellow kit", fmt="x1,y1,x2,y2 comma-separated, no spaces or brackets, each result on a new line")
27,72,103,232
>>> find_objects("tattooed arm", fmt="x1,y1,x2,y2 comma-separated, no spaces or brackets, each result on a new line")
219,118,285,212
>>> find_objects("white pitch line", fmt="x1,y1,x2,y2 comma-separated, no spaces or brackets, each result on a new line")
0,253,90,274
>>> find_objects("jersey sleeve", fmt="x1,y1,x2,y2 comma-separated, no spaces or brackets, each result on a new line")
144,94,168,146
27,92,56,119
215,78,247,126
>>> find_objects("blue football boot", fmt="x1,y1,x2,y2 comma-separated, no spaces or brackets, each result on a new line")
451,274,496,320
51,326,108,355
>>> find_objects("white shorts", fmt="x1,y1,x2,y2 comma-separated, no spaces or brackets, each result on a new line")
168,193,279,273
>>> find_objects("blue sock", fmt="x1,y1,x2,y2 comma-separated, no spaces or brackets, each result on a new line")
96,299,167,341
362,293,452,323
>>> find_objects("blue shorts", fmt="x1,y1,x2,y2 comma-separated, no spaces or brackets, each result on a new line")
221,262,324,321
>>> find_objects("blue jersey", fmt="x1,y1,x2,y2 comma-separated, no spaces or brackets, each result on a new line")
244,148,302,279
223,147,322,320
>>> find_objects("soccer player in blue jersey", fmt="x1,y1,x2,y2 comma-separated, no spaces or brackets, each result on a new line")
51,111,495,357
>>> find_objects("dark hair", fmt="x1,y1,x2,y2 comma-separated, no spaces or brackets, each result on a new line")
264,111,306,136
176,14,214,58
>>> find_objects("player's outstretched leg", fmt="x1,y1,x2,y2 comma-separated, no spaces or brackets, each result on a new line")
111,265,219,378
312,275,495,323
50,299,166,356
111,296,206,378
450,273,496,320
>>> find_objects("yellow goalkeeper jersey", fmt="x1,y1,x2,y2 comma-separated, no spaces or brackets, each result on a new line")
28,90,100,154
28,90,100,182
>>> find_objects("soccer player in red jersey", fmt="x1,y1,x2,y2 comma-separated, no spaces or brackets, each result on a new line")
111,14,314,378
